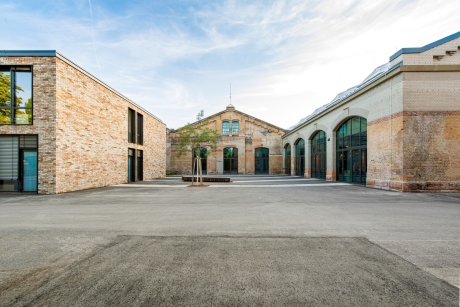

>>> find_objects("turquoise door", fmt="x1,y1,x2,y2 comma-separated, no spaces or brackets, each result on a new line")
22,151,37,192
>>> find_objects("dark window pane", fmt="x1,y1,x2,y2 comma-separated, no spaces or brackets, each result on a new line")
343,136,350,148
285,145,291,156
337,137,343,150
360,132,367,146
137,113,143,144
15,72,32,108
352,117,360,134
338,125,344,138
351,134,360,147
361,118,367,132
345,120,352,135
15,109,32,124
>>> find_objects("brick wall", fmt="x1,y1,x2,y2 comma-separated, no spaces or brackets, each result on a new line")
167,107,284,175
0,56,57,194
55,58,165,193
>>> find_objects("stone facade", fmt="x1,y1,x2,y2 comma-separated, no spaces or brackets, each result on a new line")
1,52,165,194
167,105,285,175
283,33,460,192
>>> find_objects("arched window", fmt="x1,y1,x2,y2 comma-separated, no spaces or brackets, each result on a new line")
284,144,291,175
311,131,326,179
231,121,239,135
222,121,230,135
192,147,207,175
223,147,238,174
255,147,269,174
336,117,367,184
295,139,305,177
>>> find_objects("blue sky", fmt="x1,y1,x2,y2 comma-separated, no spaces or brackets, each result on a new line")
2,0,459,128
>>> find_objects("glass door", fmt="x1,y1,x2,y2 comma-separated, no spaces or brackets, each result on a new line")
21,150,37,192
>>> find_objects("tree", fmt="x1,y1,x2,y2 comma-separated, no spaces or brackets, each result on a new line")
176,110,219,185
0,72,25,124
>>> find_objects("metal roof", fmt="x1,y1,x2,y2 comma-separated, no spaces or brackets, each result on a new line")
286,61,401,132
389,30,460,61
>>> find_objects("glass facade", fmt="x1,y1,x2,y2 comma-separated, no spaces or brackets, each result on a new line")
0,67,33,125
311,131,326,179
336,117,367,184
295,139,305,176
193,147,207,175
255,147,269,174
284,144,291,175
223,147,238,174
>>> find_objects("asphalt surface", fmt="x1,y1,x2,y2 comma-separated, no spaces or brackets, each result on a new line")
0,175,459,306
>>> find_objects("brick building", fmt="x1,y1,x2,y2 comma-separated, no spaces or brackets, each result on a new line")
167,105,285,175
0,51,166,194
282,32,460,192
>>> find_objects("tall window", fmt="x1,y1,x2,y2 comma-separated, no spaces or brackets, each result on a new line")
137,113,143,145
128,108,135,143
137,150,143,181
222,121,230,135
295,139,305,176
284,144,291,175
231,121,239,135
223,147,238,174
0,66,33,125
336,117,367,184
128,148,135,182
311,131,327,179
255,147,269,174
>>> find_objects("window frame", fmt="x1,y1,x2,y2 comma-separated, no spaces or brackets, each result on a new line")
231,121,239,135
137,113,143,145
0,66,33,125
222,121,230,135
128,108,136,143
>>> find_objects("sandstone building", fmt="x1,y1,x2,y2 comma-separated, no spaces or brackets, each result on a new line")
283,31,460,192
167,105,285,175
0,51,166,194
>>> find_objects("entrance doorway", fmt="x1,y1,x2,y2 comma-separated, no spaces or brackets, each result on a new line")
295,139,305,177
311,131,326,179
336,117,367,184
284,144,291,175
255,147,269,174
223,147,238,174
21,150,37,192
193,148,207,175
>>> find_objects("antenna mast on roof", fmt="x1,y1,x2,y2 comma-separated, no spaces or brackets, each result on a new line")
229,83,233,106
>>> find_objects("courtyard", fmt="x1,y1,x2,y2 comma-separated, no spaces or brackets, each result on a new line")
0,176,459,306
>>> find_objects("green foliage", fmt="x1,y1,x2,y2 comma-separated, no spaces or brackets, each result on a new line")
0,72,26,124
176,110,219,158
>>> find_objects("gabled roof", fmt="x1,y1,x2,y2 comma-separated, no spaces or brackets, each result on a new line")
389,31,460,61
171,106,286,132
